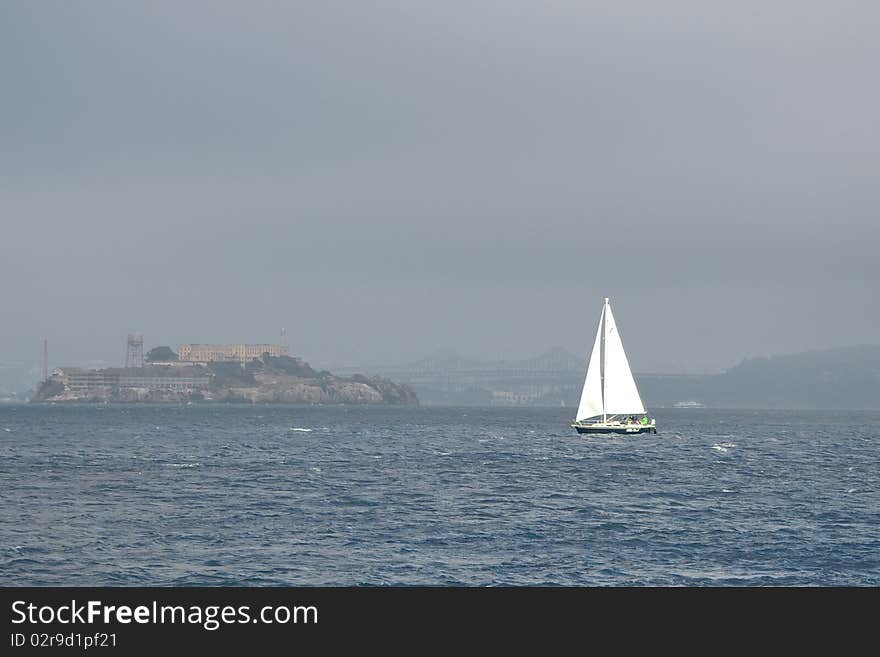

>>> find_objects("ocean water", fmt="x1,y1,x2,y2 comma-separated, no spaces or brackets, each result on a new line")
1,404,878,586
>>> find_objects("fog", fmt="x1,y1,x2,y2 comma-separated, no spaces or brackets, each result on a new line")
2,1,878,380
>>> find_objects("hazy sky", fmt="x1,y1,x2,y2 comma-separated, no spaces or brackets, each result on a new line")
2,1,878,376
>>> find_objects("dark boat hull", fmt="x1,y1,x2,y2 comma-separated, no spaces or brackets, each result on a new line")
573,424,657,435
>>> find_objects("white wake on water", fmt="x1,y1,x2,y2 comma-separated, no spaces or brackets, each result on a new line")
711,442,737,452
288,427,313,432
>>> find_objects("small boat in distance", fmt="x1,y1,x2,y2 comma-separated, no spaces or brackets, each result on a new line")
673,400,705,408
571,298,656,435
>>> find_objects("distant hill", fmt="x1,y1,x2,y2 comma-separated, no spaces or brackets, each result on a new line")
697,345,880,410
638,345,880,410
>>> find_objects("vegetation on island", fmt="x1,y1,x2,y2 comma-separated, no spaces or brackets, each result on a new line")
145,346,178,362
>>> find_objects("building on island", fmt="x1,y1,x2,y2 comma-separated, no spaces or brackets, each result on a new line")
178,344,288,364
53,368,211,394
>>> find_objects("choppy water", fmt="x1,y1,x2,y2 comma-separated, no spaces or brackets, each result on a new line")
1,404,878,585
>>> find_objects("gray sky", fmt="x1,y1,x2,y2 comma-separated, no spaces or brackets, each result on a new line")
2,1,878,376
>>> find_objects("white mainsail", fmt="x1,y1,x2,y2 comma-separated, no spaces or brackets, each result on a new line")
602,302,646,416
575,298,646,421
575,304,605,421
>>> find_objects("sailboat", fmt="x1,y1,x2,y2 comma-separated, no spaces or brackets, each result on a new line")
571,298,656,435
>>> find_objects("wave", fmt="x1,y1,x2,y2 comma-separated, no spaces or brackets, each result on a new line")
712,442,737,452
288,427,313,432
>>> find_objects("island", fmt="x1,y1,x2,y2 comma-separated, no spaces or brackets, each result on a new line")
33,351,418,405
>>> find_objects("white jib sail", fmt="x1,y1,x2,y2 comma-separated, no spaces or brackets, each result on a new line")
576,304,605,421
602,302,646,416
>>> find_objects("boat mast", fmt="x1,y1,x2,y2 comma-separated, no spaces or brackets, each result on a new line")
602,297,608,425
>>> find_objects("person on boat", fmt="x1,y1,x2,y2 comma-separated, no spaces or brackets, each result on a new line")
641,416,649,426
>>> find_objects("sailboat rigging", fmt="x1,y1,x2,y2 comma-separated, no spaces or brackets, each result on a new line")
571,298,657,434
